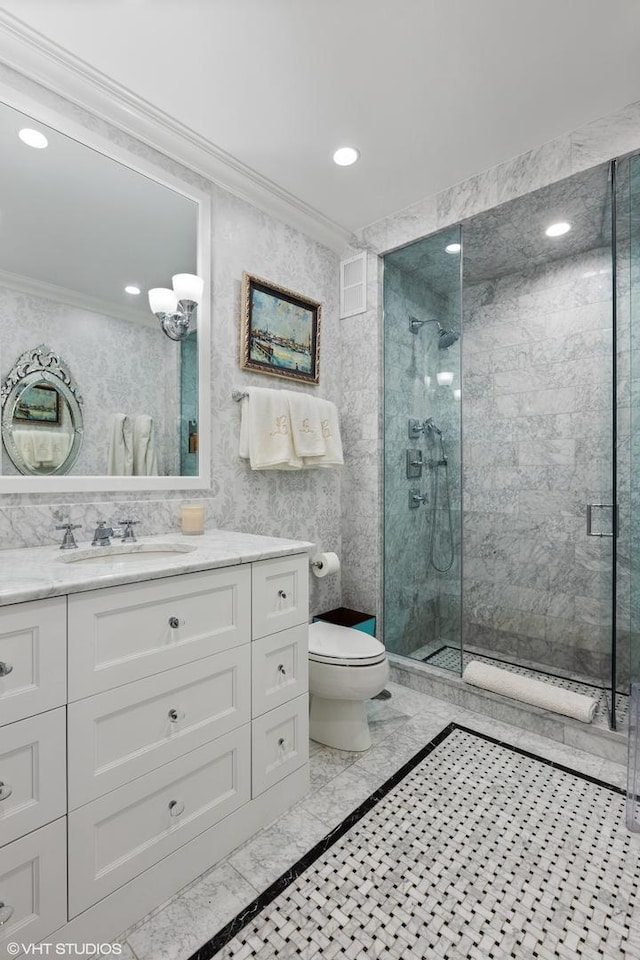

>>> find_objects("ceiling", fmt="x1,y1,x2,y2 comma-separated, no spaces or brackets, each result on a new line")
0,1,639,237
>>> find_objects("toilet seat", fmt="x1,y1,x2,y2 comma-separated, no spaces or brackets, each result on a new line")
309,620,386,667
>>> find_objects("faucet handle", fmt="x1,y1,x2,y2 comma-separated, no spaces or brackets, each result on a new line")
119,519,139,543
56,522,81,550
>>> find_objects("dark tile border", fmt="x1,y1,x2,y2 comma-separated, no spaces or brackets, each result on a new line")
187,723,623,960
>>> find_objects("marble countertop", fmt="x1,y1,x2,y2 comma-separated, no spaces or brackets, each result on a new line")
0,529,314,607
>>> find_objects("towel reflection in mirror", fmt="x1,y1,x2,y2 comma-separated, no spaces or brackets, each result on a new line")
108,413,158,476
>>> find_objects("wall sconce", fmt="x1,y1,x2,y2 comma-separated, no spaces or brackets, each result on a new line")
148,273,204,341
436,371,454,387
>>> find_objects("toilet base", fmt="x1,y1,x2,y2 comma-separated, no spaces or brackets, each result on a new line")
309,696,372,751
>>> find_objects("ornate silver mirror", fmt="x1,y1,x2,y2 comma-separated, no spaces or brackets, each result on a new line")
1,344,83,476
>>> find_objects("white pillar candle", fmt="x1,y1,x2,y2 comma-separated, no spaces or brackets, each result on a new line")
181,502,205,535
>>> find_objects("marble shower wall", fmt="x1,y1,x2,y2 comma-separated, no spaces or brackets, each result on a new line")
462,246,614,681
0,284,179,477
0,63,342,617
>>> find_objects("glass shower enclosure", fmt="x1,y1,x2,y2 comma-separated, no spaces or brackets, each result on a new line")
383,159,633,730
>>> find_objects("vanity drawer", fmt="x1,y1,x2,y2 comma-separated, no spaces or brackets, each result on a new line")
68,724,251,916
0,597,66,726
68,645,251,808
251,694,309,797
0,708,66,848
252,623,308,717
0,818,67,955
252,554,309,640
68,565,251,700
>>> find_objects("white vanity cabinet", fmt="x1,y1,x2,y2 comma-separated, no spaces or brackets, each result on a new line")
0,546,310,955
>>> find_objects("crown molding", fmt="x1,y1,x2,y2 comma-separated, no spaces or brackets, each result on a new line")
0,11,355,254
0,268,156,329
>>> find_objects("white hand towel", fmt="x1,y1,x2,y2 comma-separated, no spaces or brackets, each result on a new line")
133,414,158,476
32,430,54,464
288,392,326,458
304,398,343,467
13,429,38,469
239,387,303,470
107,414,134,476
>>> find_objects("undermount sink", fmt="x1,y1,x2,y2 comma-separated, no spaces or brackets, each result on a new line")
59,542,198,565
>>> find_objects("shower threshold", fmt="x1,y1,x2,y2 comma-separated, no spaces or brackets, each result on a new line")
419,644,629,732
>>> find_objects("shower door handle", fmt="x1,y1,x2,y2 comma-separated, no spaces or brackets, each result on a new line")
586,503,617,538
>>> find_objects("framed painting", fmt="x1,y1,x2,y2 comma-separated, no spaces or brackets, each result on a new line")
13,382,60,423
241,272,321,384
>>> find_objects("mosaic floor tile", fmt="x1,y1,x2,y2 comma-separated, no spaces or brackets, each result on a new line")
423,645,630,729
188,726,639,960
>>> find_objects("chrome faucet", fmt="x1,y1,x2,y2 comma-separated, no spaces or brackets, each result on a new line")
56,522,81,550
91,521,115,547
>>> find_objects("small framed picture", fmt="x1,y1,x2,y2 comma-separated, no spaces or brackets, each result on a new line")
14,382,60,423
241,272,321,384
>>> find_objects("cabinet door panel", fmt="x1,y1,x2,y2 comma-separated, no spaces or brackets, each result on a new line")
0,597,66,725
252,555,309,639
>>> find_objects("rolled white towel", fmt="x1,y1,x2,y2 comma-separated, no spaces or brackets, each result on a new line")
462,660,598,724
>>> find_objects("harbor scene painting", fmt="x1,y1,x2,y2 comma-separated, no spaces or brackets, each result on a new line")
241,272,321,384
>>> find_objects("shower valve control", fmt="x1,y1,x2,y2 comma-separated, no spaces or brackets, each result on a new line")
406,448,423,479
408,418,424,440
409,489,428,509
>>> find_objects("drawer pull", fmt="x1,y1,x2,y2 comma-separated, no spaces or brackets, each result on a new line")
0,661,13,677
277,590,287,600
168,617,180,629
0,781,12,801
0,901,14,925
168,708,185,723
277,663,287,675
168,799,185,817
278,737,286,748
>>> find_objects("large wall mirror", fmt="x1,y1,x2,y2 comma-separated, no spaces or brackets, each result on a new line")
0,95,210,492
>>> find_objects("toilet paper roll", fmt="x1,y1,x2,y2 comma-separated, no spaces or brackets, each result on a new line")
311,552,340,578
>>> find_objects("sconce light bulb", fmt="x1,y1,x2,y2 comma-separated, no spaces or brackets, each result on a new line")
172,273,203,304
437,371,454,387
148,287,178,315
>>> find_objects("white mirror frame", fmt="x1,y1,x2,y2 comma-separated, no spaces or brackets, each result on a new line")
0,85,211,494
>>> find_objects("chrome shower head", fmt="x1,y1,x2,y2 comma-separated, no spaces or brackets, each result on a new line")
409,316,459,349
438,328,460,350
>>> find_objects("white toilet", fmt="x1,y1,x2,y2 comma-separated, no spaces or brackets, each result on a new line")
308,619,389,751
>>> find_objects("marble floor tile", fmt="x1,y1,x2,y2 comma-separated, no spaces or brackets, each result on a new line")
117,681,636,960
127,862,259,960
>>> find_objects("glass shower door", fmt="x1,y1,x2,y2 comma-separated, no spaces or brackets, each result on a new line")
382,226,462,669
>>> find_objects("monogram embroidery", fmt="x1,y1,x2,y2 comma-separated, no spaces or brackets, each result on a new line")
321,419,332,439
299,418,315,435
270,415,289,438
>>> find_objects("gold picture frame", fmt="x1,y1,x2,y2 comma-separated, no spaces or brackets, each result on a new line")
241,272,321,384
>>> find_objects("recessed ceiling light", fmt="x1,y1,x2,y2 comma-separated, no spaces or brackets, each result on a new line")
125,285,141,295
18,128,48,149
333,146,360,167
445,242,461,254
545,221,571,237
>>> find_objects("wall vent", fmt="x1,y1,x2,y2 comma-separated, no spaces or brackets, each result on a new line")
339,252,367,318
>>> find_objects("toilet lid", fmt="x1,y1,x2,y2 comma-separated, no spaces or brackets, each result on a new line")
309,620,386,666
